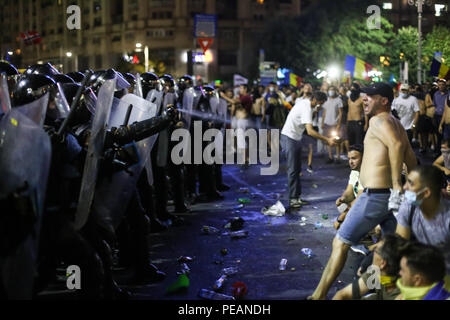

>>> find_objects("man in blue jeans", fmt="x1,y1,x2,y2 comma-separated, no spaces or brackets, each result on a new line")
309,83,418,299
281,91,334,208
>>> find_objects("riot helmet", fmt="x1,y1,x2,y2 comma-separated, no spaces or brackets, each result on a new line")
89,69,130,95
177,75,193,91
141,72,160,98
0,61,20,91
62,83,97,126
0,61,19,76
160,74,175,89
202,85,215,99
53,74,75,84
12,74,56,107
24,62,60,77
66,71,85,83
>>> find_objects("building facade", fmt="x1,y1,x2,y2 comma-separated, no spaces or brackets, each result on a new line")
0,0,447,80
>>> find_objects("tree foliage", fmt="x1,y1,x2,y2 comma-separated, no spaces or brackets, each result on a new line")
261,0,450,83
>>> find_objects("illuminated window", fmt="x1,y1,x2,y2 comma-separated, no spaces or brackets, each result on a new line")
383,3,392,10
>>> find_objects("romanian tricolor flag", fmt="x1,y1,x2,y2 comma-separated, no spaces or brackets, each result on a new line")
430,58,450,80
283,72,302,87
344,55,373,81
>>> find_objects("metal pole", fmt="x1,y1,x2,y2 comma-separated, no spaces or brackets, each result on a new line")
417,1,423,84
145,46,149,72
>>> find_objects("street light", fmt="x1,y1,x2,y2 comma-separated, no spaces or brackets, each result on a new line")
66,52,73,57
408,0,433,84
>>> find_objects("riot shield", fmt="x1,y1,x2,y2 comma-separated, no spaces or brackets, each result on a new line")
181,88,194,130
0,110,51,297
134,73,144,98
0,74,11,115
218,97,228,130
74,78,116,231
155,91,177,168
91,94,158,230
54,82,70,119
14,93,49,128
146,89,164,115
193,88,203,111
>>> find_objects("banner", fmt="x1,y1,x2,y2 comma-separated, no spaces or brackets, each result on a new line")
233,74,248,87
283,72,302,87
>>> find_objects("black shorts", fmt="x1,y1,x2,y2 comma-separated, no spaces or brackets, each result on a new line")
417,115,433,134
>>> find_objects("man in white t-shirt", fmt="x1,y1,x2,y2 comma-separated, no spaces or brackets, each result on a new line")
321,87,344,163
281,91,335,209
391,83,420,143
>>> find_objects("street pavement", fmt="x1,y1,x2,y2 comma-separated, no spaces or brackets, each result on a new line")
38,143,435,300
125,152,368,300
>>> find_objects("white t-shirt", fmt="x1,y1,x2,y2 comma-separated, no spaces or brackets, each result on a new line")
281,98,313,141
348,170,364,198
391,95,420,130
323,97,343,126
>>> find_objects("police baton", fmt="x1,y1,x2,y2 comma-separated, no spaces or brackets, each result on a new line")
57,70,93,136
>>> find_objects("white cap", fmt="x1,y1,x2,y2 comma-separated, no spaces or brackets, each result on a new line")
400,83,409,91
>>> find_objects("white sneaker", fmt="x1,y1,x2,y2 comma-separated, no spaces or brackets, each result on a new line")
289,199,302,208
340,155,348,160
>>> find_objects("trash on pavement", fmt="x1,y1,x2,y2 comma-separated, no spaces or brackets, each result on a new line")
279,258,288,271
224,217,245,231
202,225,219,234
229,230,248,239
238,198,251,204
314,222,323,229
232,282,247,299
234,204,244,209
300,223,306,226
261,201,286,217
222,266,238,276
237,187,249,193
166,274,190,294
322,214,329,220
221,248,228,256
213,275,227,291
312,184,318,189
177,256,194,263
198,289,235,300
301,248,313,258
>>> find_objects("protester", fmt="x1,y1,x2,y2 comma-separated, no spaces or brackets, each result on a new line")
433,79,449,153
346,82,367,146
395,165,450,273
310,83,417,300
433,138,450,193
396,242,450,300
321,86,343,164
333,234,408,300
334,144,364,230
391,84,420,143
281,91,334,209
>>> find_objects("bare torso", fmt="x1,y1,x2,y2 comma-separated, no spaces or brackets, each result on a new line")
347,97,364,121
360,112,410,189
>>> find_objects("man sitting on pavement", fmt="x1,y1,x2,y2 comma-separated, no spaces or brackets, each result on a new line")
395,165,450,274
332,234,408,300
334,144,364,230
396,242,450,300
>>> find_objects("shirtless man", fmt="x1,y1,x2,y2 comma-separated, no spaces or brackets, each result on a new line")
309,83,417,300
347,83,368,146
221,85,253,163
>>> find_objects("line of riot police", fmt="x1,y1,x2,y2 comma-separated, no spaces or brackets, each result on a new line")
0,60,229,299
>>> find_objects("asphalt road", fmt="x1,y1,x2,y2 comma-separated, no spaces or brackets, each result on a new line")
38,143,435,300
